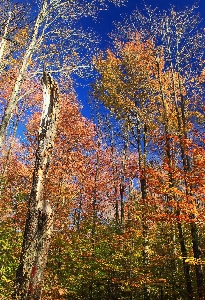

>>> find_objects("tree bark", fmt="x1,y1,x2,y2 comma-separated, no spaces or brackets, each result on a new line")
0,11,12,71
156,58,193,299
0,0,48,148
13,71,60,300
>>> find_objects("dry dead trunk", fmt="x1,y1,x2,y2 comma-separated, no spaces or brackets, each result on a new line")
13,71,60,300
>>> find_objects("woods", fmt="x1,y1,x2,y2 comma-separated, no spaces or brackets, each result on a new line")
0,1,205,299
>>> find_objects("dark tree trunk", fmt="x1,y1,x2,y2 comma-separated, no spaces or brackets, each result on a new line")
156,58,193,299
13,71,60,300
177,219,193,299
191,222,204,299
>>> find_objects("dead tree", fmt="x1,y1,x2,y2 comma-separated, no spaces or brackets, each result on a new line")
13,71,60,300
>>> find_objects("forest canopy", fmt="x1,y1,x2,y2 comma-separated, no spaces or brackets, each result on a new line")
0,0,205,299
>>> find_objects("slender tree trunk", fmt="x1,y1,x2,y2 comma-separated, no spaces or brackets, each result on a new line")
119,181,124,224
13,71,60,300
0,11,12,71
176,73,204,299
1,101,26,177
0,1,48,148
155,57,194,299
169,61,204,299
110,128,119,225
177,216,193,299
191,222,204,299
135,118,150,300
162,18,204,295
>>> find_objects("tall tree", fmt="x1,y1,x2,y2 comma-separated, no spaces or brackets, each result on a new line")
92,5,205,298
0,0,127,148
92,35,159,299
13,71,60,299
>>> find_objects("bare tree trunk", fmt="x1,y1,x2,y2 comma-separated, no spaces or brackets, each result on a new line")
135,119,150,300
156,57,193,299
0,0,48,148
13,71,60,300
161,14,204,296
176,74,204,299
0,11,12,71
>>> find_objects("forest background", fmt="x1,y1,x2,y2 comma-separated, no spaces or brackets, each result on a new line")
0,0,205,299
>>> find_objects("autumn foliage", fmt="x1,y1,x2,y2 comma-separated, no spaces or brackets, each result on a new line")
0,2,205,300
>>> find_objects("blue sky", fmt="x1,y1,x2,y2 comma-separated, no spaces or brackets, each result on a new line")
85,0,205,46
77,0,205,119
10,0,205,122
99,0,204,42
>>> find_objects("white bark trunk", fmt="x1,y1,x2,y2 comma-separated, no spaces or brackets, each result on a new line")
0,11,11,70
13,71,60,300
0,1,48,148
